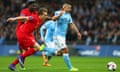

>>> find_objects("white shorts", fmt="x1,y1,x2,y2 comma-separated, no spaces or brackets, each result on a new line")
45,41,55,48
53,36,67,51
42,41,56,55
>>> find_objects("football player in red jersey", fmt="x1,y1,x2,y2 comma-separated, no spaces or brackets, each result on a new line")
16,0,38,32
7,7,64,71
7,8,48,71
13,0,49,69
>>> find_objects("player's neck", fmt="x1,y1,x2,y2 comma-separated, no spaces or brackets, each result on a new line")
39,16,45,21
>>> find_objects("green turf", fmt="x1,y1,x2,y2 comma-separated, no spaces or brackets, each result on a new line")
0,56,120,72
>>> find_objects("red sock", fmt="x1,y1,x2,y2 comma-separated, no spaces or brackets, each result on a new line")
20,48,36,58
12,59,19,65
11,57,26,66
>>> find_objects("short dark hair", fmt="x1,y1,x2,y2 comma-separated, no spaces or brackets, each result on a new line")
38,8,48,15
26,0,36,7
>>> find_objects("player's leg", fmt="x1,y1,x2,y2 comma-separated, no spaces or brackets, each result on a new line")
42,51,51,66
8,51,26,71
18,42,45,67
8,58,18,71
17,43,28,69
54,36,73,69
8,45,25,71
37,41,49,66
17,39,37,68
16,34,45,69
61,48,78,71
42,46,58,66
42,42,56,66
19,49,27,70
19,47,26,64
8,47,34,71
61,48,73,69
18,35,45,61
46,42,56,61
17,47,37,70
55,36,78,71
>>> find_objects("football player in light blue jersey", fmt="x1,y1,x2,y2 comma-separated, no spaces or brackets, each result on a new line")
39,10,64,67
54,3,81,71
39,10,64,66
40,20,56,66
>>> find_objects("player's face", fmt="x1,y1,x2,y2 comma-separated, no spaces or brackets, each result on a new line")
38,8,48,20
40,11,48,20
29,3,38,12
42,12,48,17
64,5,72,12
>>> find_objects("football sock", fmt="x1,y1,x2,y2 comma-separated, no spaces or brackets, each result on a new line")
11,57,26,66
42,54,48,63
20,48,36,58
12,51,27,66
63,53,72,69
12,59,19,65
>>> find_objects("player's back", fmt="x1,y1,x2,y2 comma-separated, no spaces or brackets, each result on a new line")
41,20,56,42
55,10,72,37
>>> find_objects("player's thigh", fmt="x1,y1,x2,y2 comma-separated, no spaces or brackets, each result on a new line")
45,42,55,48
45,42,56,53
18,40,29,51
18,35,36,49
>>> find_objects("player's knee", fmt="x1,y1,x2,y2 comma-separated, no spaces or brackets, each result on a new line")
62,48,69,53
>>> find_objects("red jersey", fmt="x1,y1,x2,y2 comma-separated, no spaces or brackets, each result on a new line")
18,14,43,34
16,8,37,32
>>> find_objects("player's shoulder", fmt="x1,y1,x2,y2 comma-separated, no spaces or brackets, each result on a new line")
21,8,29,12
28,14,38,22
20,8,30,15
55,10,61,14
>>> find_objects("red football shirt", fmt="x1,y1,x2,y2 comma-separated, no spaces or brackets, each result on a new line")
16,8,37,32
19,14,43,34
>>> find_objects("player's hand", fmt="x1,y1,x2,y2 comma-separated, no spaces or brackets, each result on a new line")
7,18,16,22
59,10,65,16
77,32,82,40
46,16,52,20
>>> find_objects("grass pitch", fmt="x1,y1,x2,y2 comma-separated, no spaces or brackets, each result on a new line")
0,56,120,72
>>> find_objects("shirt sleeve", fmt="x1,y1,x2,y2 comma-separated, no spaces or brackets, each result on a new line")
29,16,33,20
27,15,38,26
28,15,37,21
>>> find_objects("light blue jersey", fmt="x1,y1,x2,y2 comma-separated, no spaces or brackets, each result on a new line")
40,20,56,42
54,10,73,37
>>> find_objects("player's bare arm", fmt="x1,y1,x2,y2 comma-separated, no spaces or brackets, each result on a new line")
7,16,29,22
52,10,65,21
70,23,81,40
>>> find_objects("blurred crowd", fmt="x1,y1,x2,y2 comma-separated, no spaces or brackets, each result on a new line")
0,0,120,45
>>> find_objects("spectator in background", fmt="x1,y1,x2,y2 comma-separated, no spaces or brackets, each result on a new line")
0,0,120,45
